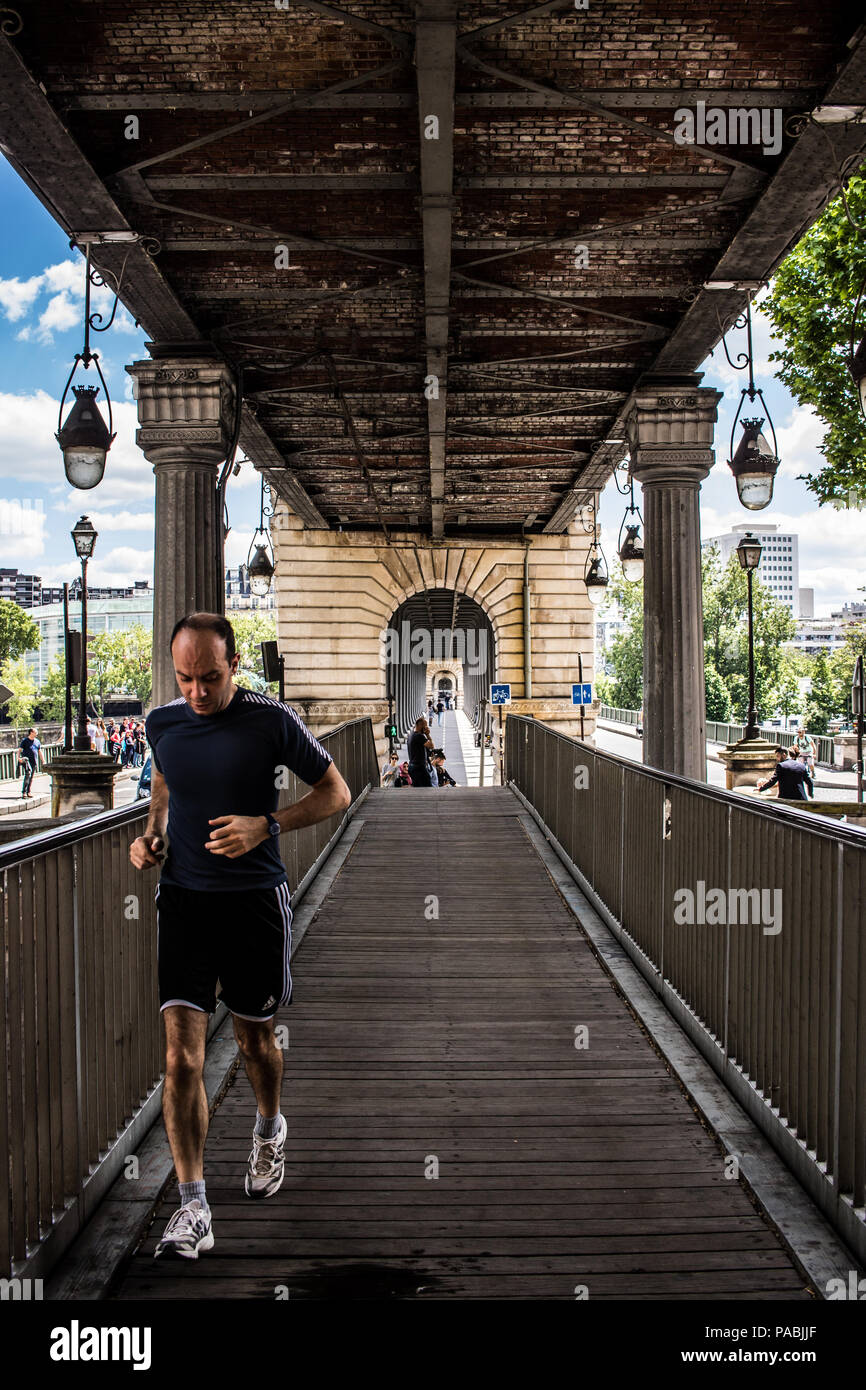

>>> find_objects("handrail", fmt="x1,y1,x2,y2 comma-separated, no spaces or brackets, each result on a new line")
506,713,866,1263
0,716,380,1281
533,715,865,847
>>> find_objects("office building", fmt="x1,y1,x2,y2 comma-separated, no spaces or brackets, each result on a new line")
703,524,799,615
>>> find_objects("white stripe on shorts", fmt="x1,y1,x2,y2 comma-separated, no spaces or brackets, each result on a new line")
275,880,293,1006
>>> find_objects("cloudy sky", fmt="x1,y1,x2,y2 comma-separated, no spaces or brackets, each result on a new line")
1,152,863,617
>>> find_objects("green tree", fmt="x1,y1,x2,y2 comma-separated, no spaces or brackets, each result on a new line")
601,564,643,709
775,652,805,727
83,625,153,712
1,655,38,727
805,652,840,734
702,546,796,720
231,611,278,694
0,598,39,668
705,663,732,721
762,172,866,506
829,618,866,717
37,651,73,722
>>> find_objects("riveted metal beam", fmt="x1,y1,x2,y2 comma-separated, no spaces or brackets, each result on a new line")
415,0,457,540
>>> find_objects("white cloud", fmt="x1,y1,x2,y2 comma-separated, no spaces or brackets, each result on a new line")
48,503,153,532
225,526,254,567
0,390,154,503
36,291,80,341
1,256,138,344
0,273,43,322
42,260,82,295
0,496,47,559
33,545,154,592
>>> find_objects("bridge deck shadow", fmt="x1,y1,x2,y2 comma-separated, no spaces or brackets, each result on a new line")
112,788,810,1300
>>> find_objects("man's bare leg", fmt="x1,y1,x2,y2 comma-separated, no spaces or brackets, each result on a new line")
234,1016,287,1198
162,1005,210,1182
233,1015,283,1115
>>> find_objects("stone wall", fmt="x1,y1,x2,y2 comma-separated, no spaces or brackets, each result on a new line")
273,503,599,764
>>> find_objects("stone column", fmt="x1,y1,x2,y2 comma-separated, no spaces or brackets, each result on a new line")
128,349,237,710
625,380,723,781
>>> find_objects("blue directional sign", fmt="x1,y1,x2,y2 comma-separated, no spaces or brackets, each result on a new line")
490,683,511,705
572,682,593,706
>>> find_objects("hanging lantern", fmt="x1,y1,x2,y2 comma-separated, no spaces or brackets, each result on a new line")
728,417,780,511
55,241,122,489
247,473,276,596
584,550,609,606
248,541,275,596
57,386,114,489
619,523,645,582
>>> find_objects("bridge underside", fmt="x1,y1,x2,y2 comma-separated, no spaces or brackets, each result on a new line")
1,3,865,538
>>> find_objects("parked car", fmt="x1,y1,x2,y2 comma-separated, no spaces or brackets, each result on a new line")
133,755,152,800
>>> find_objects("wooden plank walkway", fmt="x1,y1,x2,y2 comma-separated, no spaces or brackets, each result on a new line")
113,788,811,1300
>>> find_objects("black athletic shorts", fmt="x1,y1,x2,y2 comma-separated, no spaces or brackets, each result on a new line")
155,880,293,1021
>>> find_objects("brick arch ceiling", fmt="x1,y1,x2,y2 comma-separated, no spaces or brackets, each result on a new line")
1,1,864,537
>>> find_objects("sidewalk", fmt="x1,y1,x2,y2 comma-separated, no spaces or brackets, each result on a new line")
0,763,141,818
596,718,858,793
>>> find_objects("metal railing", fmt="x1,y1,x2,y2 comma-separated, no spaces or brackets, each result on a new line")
0,717,379,1280
600,704,835,765
506,715,866,1263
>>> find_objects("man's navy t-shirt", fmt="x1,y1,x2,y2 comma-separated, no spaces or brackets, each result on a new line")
145,686,333,892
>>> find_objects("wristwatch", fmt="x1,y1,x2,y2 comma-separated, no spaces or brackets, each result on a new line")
265,813,281,839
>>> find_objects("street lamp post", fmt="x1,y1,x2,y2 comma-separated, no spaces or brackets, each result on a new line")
717,532,779,790
736,532,763,739
71,516,97,751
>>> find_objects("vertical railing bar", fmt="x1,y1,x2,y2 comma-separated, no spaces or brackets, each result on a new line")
831,839,844,1200
71,839,86,1211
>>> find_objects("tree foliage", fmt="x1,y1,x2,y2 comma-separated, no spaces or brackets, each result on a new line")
600,564,643,709
231,611,279,693
37,651,70,722
602,544,798,721
0,599,39,669
0,655,37,727
806,652,837,735
87,624,153,712
762,172,866,506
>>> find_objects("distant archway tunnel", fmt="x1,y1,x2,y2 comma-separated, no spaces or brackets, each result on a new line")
384,588,495,736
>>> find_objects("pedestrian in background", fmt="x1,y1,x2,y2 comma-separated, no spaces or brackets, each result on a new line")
381,751,401,788
757,746,813,801
407,717,434,787
431,750,456,787
18,727,40,797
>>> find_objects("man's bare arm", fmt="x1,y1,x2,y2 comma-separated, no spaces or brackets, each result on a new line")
271,762,351,834
129,765,168,870
145,766,169,839
204,762,353,859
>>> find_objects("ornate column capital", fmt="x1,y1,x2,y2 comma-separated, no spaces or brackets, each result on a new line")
625,383,724,488
126,356,237,466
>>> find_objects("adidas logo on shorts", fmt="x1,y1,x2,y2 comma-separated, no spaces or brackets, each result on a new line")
262,996,276,1010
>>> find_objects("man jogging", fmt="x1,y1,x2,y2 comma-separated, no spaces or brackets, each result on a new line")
129,612,350,1261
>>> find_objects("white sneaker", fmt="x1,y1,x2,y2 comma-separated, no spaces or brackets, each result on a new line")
154,1200,214,1260
245,1114,288,1198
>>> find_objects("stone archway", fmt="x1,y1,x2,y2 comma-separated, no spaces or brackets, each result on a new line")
428,660,463,709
